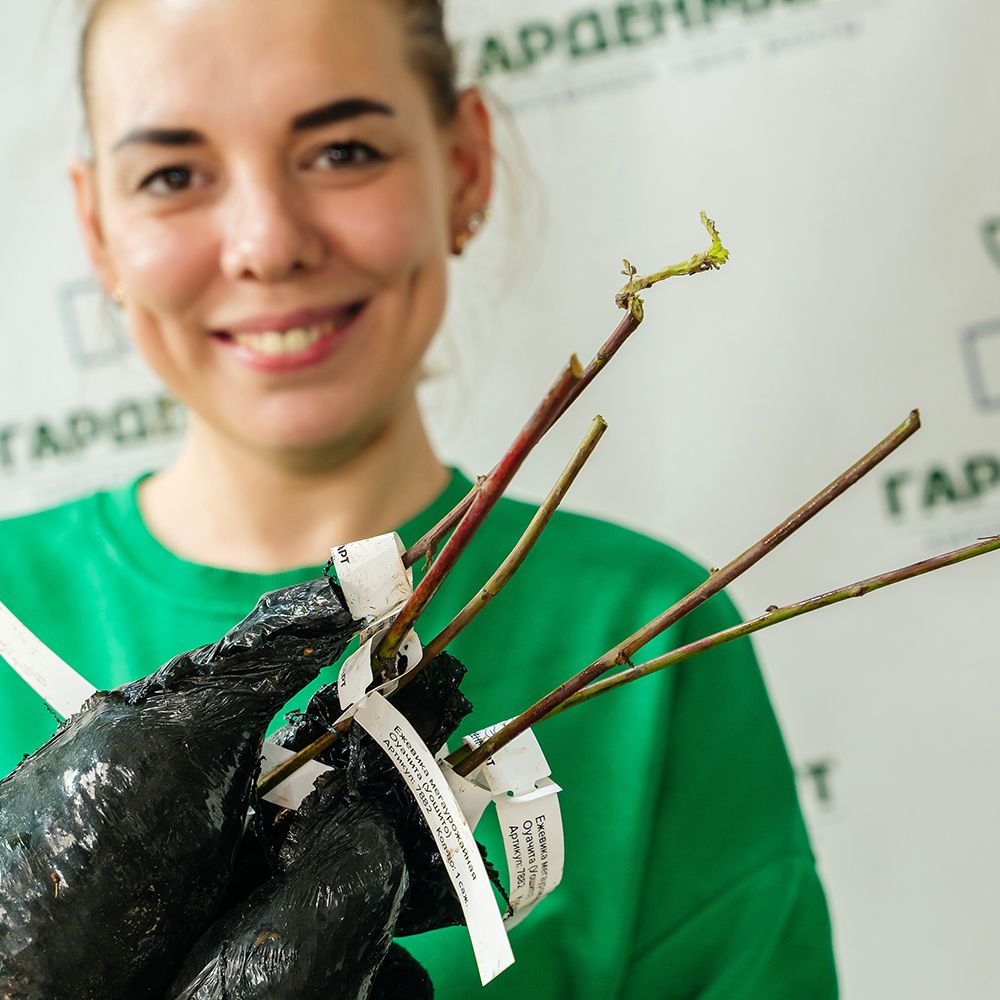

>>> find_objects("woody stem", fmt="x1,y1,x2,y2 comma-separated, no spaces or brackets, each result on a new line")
401,212,728,569
449,409,922,776
410,415,609,674
551,534,1000,713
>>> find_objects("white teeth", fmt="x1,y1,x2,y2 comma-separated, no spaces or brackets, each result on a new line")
232,323,333,357
261,332,285,355
283,328,312,352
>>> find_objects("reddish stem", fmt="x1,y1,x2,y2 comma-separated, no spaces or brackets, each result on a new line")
371,358,583,675
401,309,641,571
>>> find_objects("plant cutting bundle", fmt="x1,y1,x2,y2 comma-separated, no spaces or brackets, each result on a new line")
165,653,474,999
1,216,996,998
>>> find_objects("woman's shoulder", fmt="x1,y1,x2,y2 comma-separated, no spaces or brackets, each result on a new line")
0,482,135,591
0,488,113,544
0,493,92,551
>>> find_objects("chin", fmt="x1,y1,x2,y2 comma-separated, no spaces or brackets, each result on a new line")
224,401,379,464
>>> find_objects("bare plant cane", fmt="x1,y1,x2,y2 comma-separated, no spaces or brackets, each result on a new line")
400,212,729,570
259,215,728,795
257,415,608,796
369,359,582,679
373,217,729,676
547,534,1000,715
449,409,922,776
410,415,608,677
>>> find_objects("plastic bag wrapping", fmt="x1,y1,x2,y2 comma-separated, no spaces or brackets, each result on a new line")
277,649,475,935
166,653,475,999
370,944,434,1000
0,578,359,1000
167,783,410,1000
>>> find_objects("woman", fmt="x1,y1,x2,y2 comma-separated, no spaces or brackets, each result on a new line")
0,0,837,996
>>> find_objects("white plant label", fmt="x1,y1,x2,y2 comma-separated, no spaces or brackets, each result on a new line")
441,754,494,831
459,723,566,927
259,741,334,810
354,692,515,985
329,533,412,621
337,627,422,711
464,720,552,796
494,778,564,929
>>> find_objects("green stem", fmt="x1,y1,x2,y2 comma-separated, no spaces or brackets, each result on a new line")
449,409,921,776
371,358,583,677
413,415,608,672
553,534,1000,712
615,211,729,318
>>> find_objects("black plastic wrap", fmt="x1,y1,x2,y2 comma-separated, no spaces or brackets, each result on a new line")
276,650,474,935
166,653,474,999
168,769,409,1000
0,578,358,1000
370,944,434,1000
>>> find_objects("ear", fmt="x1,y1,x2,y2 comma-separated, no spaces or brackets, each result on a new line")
446,88,494,252
70,157,120,295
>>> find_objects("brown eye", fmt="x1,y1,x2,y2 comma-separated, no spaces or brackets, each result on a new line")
313,141,385,169
139,166,197,195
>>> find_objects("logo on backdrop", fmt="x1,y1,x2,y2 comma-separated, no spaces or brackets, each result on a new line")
882,220,1000,558
982,217,1000,272
883,457,1000,518
461,0,874,110
886,219,1000,554
57,278,131,368
962,320,1000,412
961,219,1000,412
0,396,186,475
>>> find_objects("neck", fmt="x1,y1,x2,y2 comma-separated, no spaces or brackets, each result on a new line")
139,394,449,573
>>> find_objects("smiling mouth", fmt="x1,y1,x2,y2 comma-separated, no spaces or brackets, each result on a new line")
215,302,366,358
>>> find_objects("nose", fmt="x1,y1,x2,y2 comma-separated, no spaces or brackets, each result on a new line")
219,169,326,283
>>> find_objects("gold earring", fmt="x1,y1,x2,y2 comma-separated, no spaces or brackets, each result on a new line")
452,209,491,255
110,284,126,306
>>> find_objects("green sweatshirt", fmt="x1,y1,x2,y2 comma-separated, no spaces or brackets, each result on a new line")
0,468,837,999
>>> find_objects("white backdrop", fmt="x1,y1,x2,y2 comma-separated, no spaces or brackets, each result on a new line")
2,1,999,996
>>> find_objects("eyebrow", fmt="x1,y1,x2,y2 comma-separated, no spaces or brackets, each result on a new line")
291,97,394,131
112,127,203,152
112,98,395,153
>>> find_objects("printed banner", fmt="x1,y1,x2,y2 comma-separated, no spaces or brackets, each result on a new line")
3,2,999,996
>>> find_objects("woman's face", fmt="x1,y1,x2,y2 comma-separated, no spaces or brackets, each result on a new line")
75,0,490,462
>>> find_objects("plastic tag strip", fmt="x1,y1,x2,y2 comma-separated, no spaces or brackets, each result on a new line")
263,533,419,809
0,599,98,720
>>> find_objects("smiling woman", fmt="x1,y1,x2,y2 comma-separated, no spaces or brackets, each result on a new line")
70,0,492,572
0,1,838,998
